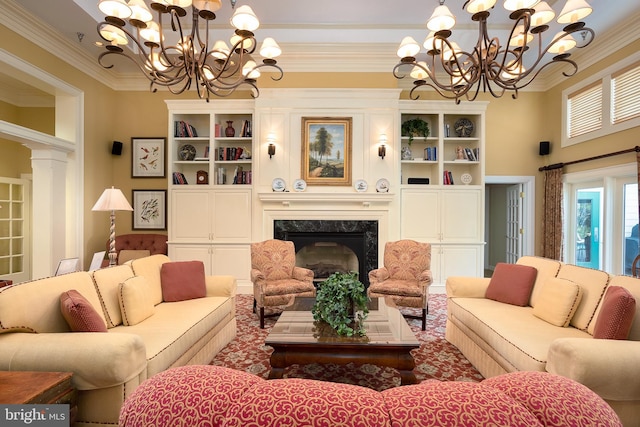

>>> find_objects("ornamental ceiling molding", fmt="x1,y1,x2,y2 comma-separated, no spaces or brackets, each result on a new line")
1,0,639,94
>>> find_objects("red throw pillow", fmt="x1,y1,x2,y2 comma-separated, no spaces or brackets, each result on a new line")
60,290,107,332
485,263,538,306
160,261,207,302
593,286,636,340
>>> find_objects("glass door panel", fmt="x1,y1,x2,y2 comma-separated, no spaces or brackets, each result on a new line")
623,183,639,275
576,188,602,270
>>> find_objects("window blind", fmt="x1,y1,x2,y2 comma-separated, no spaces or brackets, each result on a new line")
612,62,640,124
568,82,602,138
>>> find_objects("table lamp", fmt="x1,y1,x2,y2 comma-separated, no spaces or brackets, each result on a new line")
92,186,133,266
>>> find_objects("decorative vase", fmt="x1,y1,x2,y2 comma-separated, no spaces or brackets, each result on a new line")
225,121,235,137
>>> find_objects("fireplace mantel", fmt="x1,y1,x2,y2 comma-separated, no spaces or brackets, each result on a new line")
258,192,394,208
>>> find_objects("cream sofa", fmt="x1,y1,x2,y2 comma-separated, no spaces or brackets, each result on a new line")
0,255,237,427
445,256,640,427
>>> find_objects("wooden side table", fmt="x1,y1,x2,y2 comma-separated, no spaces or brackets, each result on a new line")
0,371,77,424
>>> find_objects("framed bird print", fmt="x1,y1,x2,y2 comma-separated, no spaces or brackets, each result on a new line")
132,137,166,178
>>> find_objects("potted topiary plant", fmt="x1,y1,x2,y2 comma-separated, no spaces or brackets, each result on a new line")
312,271,369,337
401,118,430,144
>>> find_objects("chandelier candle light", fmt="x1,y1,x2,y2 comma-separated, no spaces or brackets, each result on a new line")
96,0,283,100
393,0,595,103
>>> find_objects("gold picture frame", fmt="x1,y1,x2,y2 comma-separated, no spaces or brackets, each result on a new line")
301,117,352,186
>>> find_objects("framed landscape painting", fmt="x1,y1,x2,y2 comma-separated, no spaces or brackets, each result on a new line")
132,137,166,178
132,190,166,230
301,117,352,186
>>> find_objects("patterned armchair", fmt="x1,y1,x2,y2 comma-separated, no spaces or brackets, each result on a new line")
250,239,316,328
368,240,432,330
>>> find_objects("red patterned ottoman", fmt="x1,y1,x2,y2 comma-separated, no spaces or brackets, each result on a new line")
119,366,622,427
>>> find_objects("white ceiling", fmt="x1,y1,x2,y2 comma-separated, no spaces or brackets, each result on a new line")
3,0,640,103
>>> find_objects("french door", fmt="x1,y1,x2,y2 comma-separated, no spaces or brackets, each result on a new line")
505,184,523,264
0,177,31,283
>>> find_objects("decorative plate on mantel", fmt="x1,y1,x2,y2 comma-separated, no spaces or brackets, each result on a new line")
293,179,307,192
272,178,286,192
354,179,368,192
376,178,390,193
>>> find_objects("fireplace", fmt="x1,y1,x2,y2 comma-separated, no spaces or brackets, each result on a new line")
273,220,378,287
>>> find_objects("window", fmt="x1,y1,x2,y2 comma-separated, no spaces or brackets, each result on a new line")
568,82,602,138
564,163,637,275
612,62,640,125
0,178,30,283
562,52,640,147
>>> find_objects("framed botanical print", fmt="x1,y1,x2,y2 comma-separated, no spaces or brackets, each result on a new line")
132,137,166,178
132,189,166,230
301,117,352,186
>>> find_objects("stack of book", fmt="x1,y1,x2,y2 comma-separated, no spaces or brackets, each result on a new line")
424,146,437,161
174,121,198,137
443,170,454,185
172,172,188,184
232,166,252,184
463,147,479,161
218,147,245,161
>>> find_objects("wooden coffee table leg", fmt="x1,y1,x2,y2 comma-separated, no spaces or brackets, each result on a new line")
399,369,417,385
268,349,285,379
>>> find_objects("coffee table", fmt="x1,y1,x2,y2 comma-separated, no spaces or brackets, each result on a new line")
265,297,420,385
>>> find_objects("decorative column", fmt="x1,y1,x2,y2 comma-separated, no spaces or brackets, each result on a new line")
30,148,68,278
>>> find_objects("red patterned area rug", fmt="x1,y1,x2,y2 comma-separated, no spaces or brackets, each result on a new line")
211,294,484,390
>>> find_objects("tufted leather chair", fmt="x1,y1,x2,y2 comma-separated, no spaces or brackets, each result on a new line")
368,239,432,330
250,239,316,328
101,234,168,267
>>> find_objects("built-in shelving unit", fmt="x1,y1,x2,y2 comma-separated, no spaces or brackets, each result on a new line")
399,100,488,286
166,100,254,287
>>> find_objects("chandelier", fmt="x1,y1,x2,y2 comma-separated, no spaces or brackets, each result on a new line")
393,0,595,103
96,0,283,100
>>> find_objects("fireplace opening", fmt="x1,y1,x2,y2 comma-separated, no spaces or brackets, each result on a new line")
296,242,358,284
273,220,378,288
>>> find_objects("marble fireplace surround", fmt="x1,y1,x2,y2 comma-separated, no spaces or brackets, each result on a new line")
274,219,378,286
260,193,394,287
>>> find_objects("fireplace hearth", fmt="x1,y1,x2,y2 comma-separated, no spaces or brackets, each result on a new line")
274,220,378,287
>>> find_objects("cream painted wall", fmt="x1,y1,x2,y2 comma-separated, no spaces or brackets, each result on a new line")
1,22,638,267
0,23,118,268
0,100,34,177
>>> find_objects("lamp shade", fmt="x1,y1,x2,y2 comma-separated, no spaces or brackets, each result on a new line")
465,0,497,14
397,37,420,59
260,38,282,59
92,187,133,212
531,1,555,27
427,5,456,32
127,0,152,23
98,0,132,19
231,5,259,32
557,0,592,24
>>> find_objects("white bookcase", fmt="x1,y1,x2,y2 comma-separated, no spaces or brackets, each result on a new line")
166,100,254,286
399,100,488,287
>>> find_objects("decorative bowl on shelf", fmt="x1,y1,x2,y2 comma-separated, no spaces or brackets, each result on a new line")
179,144,197,161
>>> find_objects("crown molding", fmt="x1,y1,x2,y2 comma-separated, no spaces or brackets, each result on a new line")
538,10,640,89
3,0,638,95
0,0,120,89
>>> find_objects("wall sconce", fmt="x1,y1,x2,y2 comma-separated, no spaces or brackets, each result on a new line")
378,133,388,159
266,133,276,159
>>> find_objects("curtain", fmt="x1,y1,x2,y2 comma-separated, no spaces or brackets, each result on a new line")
542,167,563,260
